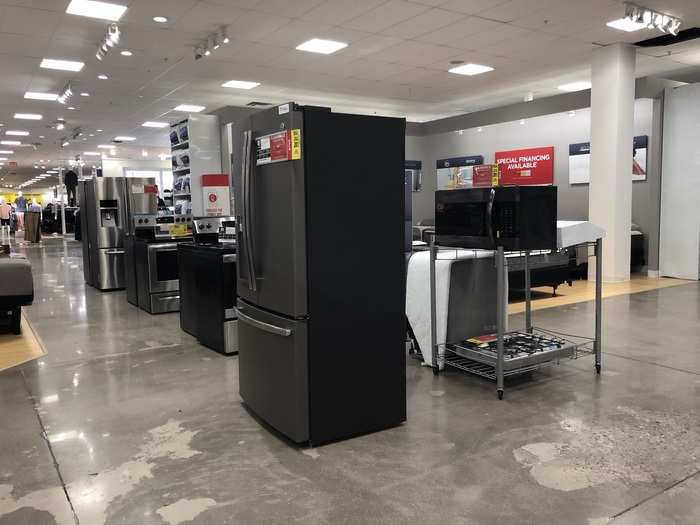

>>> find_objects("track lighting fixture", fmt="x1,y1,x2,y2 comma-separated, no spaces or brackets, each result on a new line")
623,2,682,35
57,83,73,105
194,26,229,60
96,23,121,60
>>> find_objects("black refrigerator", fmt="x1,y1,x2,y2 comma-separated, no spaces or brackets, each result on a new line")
232,103,407,445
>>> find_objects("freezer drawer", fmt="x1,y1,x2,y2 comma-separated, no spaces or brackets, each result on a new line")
96,248,125,290
237,299,309,443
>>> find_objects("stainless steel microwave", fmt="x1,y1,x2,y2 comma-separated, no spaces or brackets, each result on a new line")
435,186,557,251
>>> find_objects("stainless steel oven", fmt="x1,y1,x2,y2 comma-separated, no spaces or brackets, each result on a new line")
135,239,183,314
147,243,179,293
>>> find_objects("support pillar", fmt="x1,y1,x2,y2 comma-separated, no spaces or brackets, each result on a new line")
589,43,635,282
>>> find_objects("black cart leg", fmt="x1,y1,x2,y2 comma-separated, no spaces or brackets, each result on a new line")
498,390,504,400
11,307,21,335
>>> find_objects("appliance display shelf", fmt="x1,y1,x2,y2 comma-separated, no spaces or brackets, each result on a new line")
173,167,190,174
428,240,603,399
171,140,189,150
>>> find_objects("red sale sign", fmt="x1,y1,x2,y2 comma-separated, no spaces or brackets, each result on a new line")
495,146,554,186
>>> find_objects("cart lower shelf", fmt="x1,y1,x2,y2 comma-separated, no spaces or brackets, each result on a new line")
438,328,594,380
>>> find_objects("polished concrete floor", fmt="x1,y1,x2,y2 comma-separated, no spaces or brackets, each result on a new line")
1,238,700,525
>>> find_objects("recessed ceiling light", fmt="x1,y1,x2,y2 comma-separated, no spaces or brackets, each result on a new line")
14,113,42,120
0,158,8,162
153,16,168,23
1,141,20,146
448,63,494,76
98,74,109,80
24,92,59,101
97,129,103,132
68,106,76,110
83,152,101,156
120,50,133,57
142,150,149,157
97,145,113,149
114,136,136,141
66,0,127,21
142,121,169,128
40,59,85,72
558,81,592,92
173,104,205,112
0,150,13,154
80,92,90,97
606,18,647,32
6,131,29,136
222,80,260,90
296,38,348,55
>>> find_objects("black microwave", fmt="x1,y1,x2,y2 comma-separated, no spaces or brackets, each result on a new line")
435,186,557,251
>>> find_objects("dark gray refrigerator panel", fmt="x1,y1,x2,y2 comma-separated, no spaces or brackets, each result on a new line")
232,109,308,319
237,299,309,443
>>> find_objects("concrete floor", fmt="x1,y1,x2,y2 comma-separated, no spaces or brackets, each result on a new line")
1,238,700,525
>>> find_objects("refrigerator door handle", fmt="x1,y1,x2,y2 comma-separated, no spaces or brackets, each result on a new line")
242,129,258,292
237,309,292,337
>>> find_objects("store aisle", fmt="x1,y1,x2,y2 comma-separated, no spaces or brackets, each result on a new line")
1,238,700,525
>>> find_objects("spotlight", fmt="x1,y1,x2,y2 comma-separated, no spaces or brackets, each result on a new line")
57,83,73,105
96,23,121,60
621,2,682,35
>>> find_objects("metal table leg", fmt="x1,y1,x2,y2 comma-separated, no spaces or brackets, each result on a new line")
430,241,439,375
496,246,505,399
594,238,603,374
524,250,532,334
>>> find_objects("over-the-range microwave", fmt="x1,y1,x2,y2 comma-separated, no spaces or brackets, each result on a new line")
435,186,557,251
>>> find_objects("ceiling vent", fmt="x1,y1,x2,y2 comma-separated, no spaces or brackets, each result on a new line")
635,27,700,47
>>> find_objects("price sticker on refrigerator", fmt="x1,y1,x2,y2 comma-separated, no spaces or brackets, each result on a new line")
256,130,301,165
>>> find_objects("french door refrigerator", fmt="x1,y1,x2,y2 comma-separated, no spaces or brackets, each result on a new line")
232,103,406,445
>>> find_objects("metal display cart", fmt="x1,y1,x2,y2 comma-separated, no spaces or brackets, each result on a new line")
428,239,603,400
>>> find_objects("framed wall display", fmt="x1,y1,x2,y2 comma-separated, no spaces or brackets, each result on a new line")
405,160,423,192
436,155,484,190
495,146,554,185
568,135,648,184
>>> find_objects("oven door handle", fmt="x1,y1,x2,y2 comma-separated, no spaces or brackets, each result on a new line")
237,309,292,337
104,249,125,255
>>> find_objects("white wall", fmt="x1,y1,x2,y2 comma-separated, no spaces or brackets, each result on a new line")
101,158,170,178
409,98,659,267
659,84,700,280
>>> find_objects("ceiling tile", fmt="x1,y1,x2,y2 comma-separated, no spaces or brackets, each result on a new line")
252,0,326,18
367,40,462,67
225,11,292,42
417,17,516,47
260,19,370,49
300,0,388,25
438,0,510,15
339,35,404,58
343,0,431,33
381,8,467,39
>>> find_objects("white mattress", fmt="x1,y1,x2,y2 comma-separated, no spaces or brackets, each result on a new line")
406,249,494,369
556,221,605,249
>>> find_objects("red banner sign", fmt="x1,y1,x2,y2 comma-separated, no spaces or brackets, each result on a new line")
495,146,554,186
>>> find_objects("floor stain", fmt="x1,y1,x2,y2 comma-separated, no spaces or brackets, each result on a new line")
0,483,74,525
514,406,700,492
0,419,203,525
302,448,320,459
156,497,217,525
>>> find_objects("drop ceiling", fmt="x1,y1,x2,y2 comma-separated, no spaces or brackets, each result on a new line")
0,0,699,190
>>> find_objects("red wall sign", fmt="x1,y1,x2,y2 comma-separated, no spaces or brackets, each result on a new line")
495,146,554,186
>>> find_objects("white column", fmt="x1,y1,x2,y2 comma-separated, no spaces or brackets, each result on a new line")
589,43,636,282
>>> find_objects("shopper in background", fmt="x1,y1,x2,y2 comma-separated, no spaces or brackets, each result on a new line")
14,191,26,231
64,170,78,206
0,198,11,227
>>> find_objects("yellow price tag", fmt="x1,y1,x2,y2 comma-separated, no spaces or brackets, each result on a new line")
290,129,301,160
170,223,188,236
491,165,500,187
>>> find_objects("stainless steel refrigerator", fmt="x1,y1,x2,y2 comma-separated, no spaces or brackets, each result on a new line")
78,177,126,291
232,103,406,445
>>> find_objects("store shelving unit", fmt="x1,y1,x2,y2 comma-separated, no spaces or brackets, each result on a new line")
169,114,221,222
428,240,603,399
